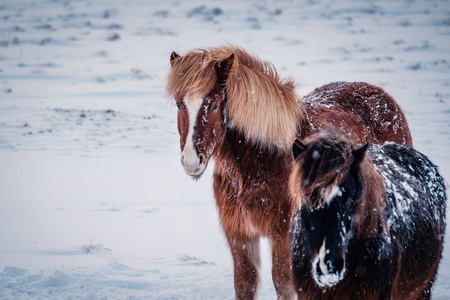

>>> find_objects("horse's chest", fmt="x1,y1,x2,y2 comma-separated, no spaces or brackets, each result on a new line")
214,144,292,236
215,172,291,237
239,196,286,237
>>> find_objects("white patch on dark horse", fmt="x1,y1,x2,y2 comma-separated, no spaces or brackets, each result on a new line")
312,239,345,287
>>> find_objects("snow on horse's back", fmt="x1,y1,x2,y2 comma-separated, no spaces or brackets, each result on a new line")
290,130,446,299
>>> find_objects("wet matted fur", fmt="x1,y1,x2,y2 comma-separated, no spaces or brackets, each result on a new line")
289,131,446,299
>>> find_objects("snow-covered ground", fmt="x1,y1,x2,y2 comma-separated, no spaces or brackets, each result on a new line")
0,0,449,298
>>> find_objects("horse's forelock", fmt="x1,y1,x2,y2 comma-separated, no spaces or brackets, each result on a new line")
299,132,386,237
296,136,353,208
166,49,218,102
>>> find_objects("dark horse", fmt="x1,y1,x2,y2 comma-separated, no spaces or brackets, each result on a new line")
289,131,446,299
166,46,412,299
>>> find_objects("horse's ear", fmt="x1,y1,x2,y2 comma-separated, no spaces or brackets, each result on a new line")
292,139,307,160
215,54,235,87
352,143,369,167
170,51,180,67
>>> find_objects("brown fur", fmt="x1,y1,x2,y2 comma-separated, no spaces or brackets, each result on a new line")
167,46,414,299
213,129,296,299
299,82,413,146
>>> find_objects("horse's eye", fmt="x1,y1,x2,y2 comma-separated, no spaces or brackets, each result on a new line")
176,102,182,110
211,103,219,111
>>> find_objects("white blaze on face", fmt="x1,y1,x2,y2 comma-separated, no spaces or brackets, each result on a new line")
311,238,345,287
324,185,342,205
181,95,205,176
317,240,329,276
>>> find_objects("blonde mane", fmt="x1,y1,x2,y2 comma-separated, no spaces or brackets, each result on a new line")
166,46,305,147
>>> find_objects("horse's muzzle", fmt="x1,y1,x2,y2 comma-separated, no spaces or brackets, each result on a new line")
181,153,206,176
312,254,345,287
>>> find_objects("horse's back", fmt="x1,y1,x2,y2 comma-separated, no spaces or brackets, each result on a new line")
371,142,446,216
369,142,446,299
304,82,392,110
303,82,413,146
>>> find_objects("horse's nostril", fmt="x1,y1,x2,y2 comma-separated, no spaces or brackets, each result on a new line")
325,257,344,275
198,153,205,165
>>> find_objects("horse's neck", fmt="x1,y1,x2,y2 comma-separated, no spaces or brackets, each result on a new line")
214,128,292,180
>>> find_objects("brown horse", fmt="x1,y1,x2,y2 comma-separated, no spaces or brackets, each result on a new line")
289,131,446,299
166,46,412,299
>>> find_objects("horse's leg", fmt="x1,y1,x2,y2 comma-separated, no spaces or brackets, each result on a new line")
227,234,261,300
271,236,296,300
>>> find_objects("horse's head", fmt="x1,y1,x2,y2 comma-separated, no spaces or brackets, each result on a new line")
290,133,368,287
168,51,234,179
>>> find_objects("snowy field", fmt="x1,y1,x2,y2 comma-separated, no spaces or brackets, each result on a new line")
0,0,449,299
